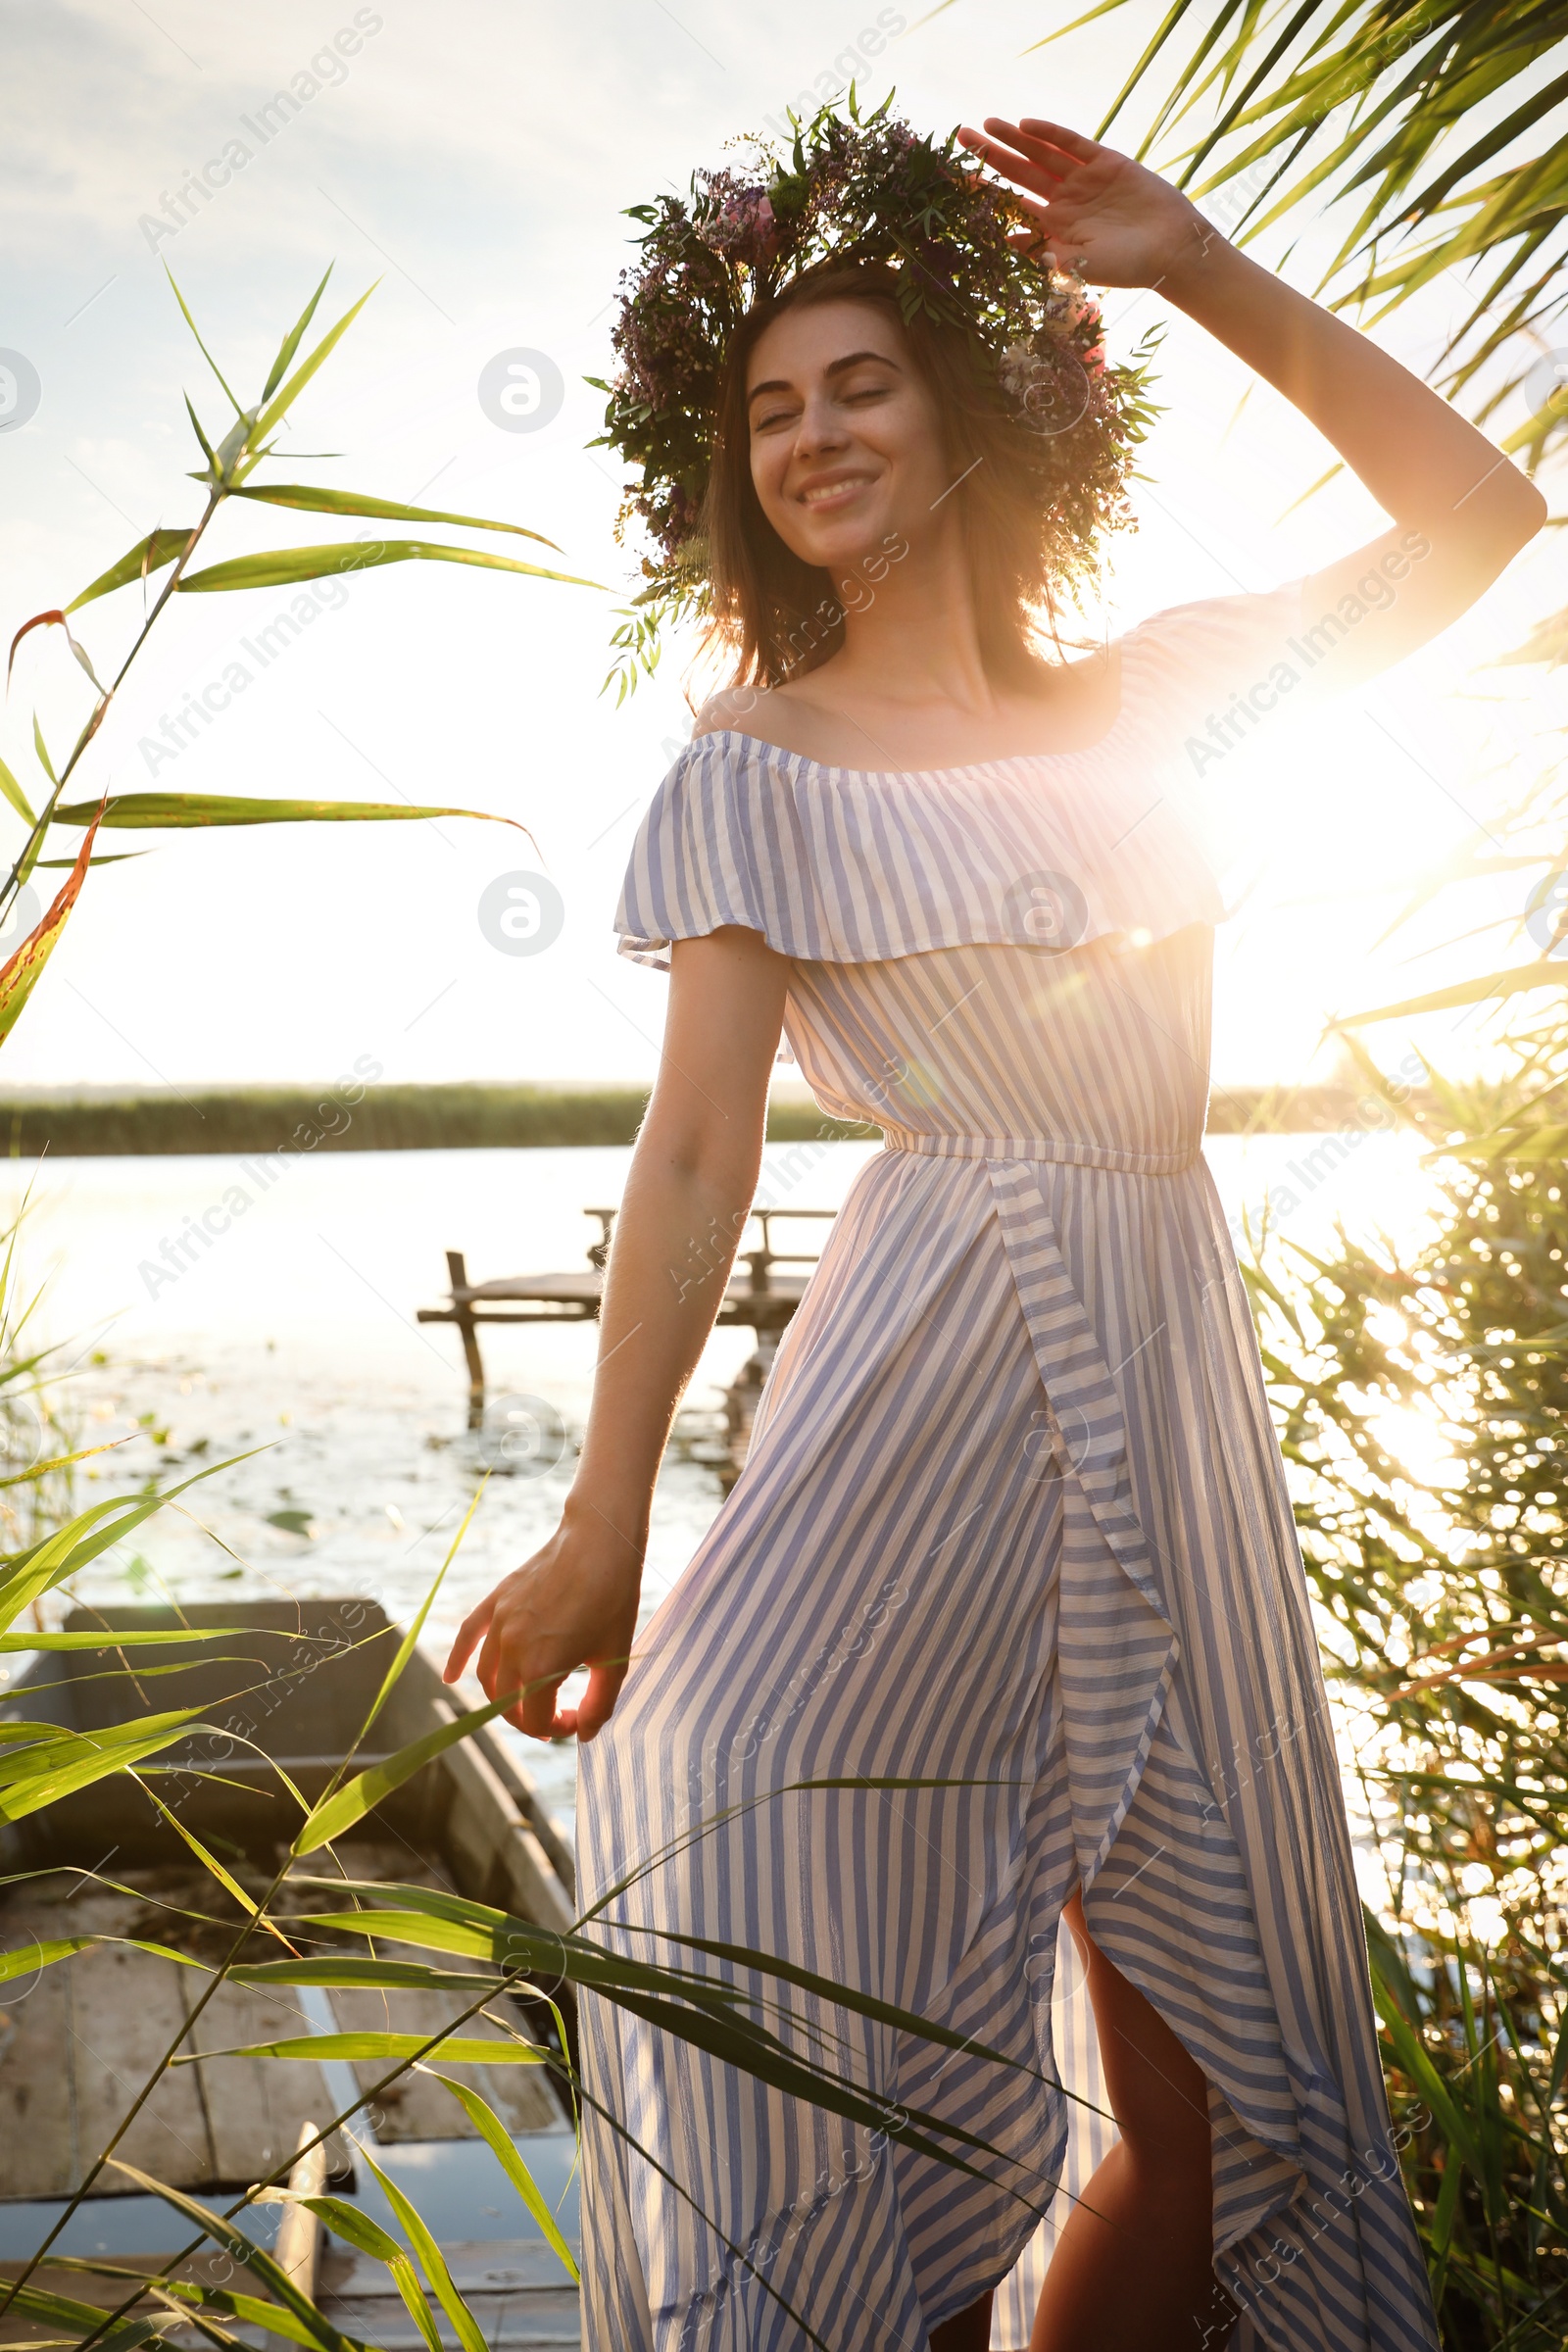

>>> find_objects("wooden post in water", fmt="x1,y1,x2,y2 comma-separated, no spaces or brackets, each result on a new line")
268,2121,327,2347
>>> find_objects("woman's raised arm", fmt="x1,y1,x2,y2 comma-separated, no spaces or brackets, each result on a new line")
961,117,1547,683
444,923,791,1740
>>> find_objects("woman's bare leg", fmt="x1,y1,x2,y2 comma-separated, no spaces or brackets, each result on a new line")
930,2289,993,2350
1030,1890,1232,2351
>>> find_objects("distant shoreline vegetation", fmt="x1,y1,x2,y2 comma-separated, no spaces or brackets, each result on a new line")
0,1083,1437,1156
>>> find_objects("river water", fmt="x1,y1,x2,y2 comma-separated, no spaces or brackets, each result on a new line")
11,1133,1439,1839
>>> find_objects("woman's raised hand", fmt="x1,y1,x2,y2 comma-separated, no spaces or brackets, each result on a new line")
442,1506,642,1741
957,119,1212,292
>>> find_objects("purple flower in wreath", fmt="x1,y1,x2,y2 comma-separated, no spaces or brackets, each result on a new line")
696,184,779,266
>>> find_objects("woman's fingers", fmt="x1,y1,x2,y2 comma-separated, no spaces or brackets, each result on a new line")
442,1551,635,1743
982,117,1081,179
957,124,1063,200
574,1659,630,1742
513,1669,566,1741
443,1595,493,1684
476,1601,526,1707
1016,118,1101,164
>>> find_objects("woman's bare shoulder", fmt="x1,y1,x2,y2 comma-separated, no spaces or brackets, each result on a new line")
690,679,842,757
691,686,766,742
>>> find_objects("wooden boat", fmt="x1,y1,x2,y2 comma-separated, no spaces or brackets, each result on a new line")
417,1205,835,1484
0,1600,581,2348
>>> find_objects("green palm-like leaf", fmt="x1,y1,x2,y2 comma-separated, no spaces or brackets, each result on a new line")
351,2139,491,2352
274,2196,440,2352
423,2069,579,2278
189,2032,548,2065
263,266,334,403
1019,0,1568,456
106,2164,357,2352
1333,958,1568,1026
248,283,378,452
0,1708,210,1821
0,1936,208,1984
65,530,196,614
0,1450,253,1631
291,1690,520,1852
232,1955,507,1993
0,756,35,825
48,792,522,831
56,2260,363,2352
0,2281,163,2352
358,1484,485,1748
228,483,561,549
176,540,600,594
163,265,244,417
0,1625,270,1651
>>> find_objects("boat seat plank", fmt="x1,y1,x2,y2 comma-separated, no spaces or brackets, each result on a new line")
0,2245,581,2351
318,2306,578,2349
182,1979,348,2182
322,2246,579,2349
0,1964,77,2198
67,1944,217,2191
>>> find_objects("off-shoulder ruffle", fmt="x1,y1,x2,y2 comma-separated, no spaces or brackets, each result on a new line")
613,578,1309,970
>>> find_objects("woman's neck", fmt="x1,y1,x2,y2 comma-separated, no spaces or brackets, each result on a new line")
822,526,1002,721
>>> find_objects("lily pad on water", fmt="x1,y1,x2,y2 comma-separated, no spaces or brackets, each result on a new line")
265,1508,316,1539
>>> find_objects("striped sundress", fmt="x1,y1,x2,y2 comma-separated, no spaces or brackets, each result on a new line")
577,579,1440,2352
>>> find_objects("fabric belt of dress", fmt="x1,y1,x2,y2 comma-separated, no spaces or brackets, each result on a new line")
882,1126,1185,1886
878,1126,1200,1177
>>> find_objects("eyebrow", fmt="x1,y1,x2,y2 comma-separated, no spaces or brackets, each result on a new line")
746,349,904,406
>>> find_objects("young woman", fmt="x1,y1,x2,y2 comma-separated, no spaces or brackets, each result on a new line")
448,116,1544,2351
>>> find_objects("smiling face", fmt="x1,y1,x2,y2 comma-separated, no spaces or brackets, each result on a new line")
745,298,954,573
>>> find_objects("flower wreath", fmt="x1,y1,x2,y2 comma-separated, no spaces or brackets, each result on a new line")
590,94,1161,696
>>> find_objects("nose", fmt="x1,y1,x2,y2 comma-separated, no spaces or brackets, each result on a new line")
793,390,850,458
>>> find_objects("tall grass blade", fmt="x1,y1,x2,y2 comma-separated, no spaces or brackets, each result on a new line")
347,2136,490,2352
0,810,101,1050
0,1935,208,1984
29,716,57,786
0,757,34,826
53,2261,359,2352
105,2164,356,2352
1334,960,1568,1025
229,483,561,548
357,1480,485,1746
232,1956,506,1992
177,540,601,594
130,1773,295,1947
0,1449,257,1628
262,267,333,402
291,1690,520,1852
49,792,524,832
423,2068,579,2278
191,2032,548,2065
0,1708,210,1821
0,1626,275,1650
250,284,378,447
290,2195,441,2352
65,529,196,614
162,266,244,416
0,2281,163,2352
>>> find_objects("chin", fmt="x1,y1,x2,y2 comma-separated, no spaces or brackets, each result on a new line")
780,511,897,577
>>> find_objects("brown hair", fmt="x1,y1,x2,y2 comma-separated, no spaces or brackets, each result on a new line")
700,260,1067,693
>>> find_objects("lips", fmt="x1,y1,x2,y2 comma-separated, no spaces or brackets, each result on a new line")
795,472,872,508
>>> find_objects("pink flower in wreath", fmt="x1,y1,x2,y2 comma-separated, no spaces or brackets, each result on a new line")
698,186,779,264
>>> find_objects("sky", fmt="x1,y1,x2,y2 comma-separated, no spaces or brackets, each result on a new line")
0,0,1563,1097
